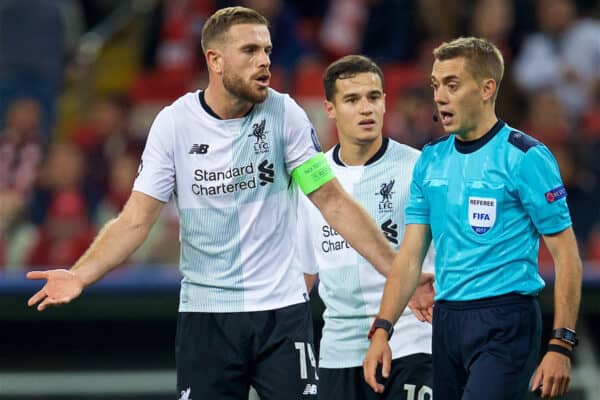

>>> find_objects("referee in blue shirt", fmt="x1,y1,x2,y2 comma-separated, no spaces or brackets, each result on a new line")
363,37,583,399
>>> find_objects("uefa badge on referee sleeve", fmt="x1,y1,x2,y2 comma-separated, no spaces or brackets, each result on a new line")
468,196,497,234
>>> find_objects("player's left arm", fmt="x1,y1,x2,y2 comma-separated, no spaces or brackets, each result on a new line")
543,227,582,340
532,227,582,398
516,144,583,398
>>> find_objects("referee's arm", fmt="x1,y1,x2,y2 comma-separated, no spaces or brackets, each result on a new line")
308,178,395,276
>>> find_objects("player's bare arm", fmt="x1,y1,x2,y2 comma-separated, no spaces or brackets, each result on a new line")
531,226,582,398
308,178,395,276
27,191,165,311
363,223,431,393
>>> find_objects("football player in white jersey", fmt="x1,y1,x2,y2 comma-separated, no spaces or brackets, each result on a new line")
298,55,435,400
26,7,398,400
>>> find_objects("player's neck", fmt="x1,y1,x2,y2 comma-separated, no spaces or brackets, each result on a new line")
338,135,383,166
455,112,498,142
204,85,253,120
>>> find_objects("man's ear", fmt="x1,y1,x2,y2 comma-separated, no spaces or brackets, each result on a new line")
324,100,336,120
481,78,497,102
206,49,223,75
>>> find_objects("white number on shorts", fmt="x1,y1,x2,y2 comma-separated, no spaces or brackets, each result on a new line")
404,384,433,400
294,342,319,380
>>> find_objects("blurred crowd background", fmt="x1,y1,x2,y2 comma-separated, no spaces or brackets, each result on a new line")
1,0,600,275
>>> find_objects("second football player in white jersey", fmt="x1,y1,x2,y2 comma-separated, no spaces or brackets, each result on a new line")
298,55,435,400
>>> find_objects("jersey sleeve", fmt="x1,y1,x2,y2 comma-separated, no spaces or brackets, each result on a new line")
404,154,430,225
132,107,176,202
283,95,322,172
515,145,572,235
296,193,319,275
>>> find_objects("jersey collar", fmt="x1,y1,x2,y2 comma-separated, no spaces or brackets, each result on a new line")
198,91,254,120
332,137,390,167
454,119,505,154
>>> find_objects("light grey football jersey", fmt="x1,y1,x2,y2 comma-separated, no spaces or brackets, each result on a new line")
297,138,433,368
134,89,321,312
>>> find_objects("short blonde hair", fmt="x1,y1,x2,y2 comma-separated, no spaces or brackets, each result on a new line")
201,7,268,54
433,37,504,100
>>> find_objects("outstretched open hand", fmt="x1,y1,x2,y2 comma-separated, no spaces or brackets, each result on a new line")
27,269,85,311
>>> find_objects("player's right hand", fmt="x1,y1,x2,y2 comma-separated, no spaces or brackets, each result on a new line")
26,269,85,311
363,330,392,394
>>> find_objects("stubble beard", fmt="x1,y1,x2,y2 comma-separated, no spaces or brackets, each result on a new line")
222,69,268,104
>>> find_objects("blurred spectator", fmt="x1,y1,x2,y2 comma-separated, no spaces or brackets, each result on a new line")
361,0,417,63
319,0,368,59
0,99,45,268
417,0,465,43
469,0,515,60
0,99,44,197
94,153,140,226
26,190,96,268
520,91,572,149
70,93,143,213
29,141,87,225
0,0,66,141
513,0,600,121
385,87,442,149
142,0,214,74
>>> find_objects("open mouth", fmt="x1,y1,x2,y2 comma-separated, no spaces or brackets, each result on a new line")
254,73,270,88
439,111,454,125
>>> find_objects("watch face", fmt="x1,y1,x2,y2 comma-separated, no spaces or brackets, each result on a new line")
553,328,578,345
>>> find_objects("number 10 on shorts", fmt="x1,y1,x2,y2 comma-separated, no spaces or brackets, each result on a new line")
294,342,319,380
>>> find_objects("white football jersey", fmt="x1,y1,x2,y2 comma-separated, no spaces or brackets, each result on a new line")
297,138,434,368
134,89,321,312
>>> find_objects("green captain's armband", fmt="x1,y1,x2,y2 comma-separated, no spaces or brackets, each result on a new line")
292,153,335,195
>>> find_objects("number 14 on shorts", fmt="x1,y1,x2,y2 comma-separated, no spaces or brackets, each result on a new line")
294,342,319,380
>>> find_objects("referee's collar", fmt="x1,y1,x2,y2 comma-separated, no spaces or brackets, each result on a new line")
454,120,505,154
333,137,389,167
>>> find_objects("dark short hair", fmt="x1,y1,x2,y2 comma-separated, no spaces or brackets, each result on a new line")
201,6,268,54
433,37,504,101
323,55,384,102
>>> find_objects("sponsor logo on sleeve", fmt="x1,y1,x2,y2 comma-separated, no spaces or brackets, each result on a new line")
545,185,567,203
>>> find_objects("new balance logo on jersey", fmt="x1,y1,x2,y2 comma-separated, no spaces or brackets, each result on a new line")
376,180,395,212
248,119,270,154
258,160,274,186
189,144,209,154
381,219,398,244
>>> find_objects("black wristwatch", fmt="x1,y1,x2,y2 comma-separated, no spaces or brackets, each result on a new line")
368,318,394,341
550,328,578,347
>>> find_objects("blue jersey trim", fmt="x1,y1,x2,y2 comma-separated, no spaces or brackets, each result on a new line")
508,130,541,153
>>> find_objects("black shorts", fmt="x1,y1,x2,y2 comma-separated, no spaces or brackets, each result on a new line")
175,301,318,400
319,353,432,400
433,294,542,400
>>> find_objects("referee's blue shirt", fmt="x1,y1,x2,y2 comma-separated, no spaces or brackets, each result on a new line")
406,120,572,301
